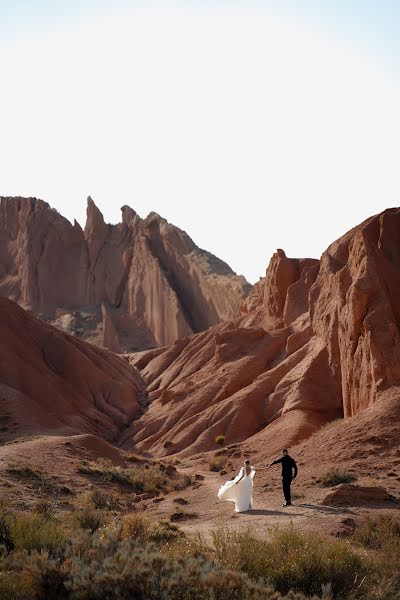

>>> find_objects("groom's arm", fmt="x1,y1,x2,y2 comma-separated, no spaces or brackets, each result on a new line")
292,459,298,479
269,458,282,467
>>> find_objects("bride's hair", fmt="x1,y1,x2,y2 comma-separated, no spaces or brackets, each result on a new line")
244,460,250,465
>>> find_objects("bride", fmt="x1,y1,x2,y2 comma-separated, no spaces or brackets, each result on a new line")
218,460,255,512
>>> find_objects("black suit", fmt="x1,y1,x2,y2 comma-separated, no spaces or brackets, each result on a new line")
271,455,298,503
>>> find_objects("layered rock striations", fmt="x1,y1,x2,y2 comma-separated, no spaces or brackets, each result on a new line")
125,209,400,456
0,298,146,444
0,197,250,351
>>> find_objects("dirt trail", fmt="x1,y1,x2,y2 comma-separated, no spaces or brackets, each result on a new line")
1,434,399,542
145,460,400,539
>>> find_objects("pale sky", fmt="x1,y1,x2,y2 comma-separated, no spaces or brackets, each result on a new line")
1,1,400,283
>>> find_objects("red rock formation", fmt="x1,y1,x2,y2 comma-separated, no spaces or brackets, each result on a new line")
322,484,394,507
0,298,146,444
0,197,250,351
125,209,400,457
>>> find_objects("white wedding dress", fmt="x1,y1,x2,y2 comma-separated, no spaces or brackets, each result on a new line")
218,466,255,512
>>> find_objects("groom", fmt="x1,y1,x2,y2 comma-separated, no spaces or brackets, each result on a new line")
269,449,298,506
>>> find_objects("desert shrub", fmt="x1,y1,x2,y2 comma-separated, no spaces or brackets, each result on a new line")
209,456,226,472
71,508,105,533
318,467,357,487
120,513,151,542
8,513,65,554
211,526,366,597
0,516,15,554
87,489,123,511
0,569,35,600
34,500,57,520
355,515,400,551
149,519,182,543
120,515,183,545
77,458,168,492
29,553,69,600
171,473,192,491
6,464,43,480
215,434,225,446
354,515,400,599
64,531,304,599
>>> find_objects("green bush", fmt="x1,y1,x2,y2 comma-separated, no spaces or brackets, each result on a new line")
318,467,357,487
8,513,65,555
215,434,225,446
211,526,366,597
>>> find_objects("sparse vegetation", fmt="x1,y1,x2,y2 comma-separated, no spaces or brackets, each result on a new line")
0,529,312,600
120,513,151,542
355,514,400,551
211,526,366,597
85,489,123,511
318,467,357,487
0,501,400,599
34,500,57,520
170,508,198,522
215,434,225,446
78,459,169,492
170,473,192,491
77,457,189,493
209,456,227,472
320,417,344,431
6,464,43,480
71,508,105,533
7,512,66,554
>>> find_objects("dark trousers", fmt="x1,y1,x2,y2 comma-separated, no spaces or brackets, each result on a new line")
282,476,292,503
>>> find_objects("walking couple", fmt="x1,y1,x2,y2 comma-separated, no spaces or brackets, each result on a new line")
218,449,298,513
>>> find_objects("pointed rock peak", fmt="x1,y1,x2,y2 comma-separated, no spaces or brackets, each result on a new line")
144,211,163,227
121,205,137,224
73,219,83,232
276,248,287,259
84,196,106,237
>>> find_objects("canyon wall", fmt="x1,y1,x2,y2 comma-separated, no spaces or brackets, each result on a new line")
0,196,250,351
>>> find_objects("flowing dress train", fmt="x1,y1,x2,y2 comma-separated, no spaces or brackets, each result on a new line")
218,466,255,512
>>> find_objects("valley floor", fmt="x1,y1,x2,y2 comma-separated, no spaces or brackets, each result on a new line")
1,433,399,543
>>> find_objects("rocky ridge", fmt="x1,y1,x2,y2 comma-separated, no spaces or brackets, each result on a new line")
0,298,146,444
0,196,250,352
125,209,400,457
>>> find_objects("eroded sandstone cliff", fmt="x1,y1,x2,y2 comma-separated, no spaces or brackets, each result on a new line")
125,209,400,456
0,196,250,351
0,298,146,444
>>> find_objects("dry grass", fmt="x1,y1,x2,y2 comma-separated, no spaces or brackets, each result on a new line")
209,456,227,472
6,464,44,480
77,458,169,492
1,503,400,599
318,467,357,487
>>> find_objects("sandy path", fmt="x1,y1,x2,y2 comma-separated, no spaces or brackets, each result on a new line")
144,461,400,540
